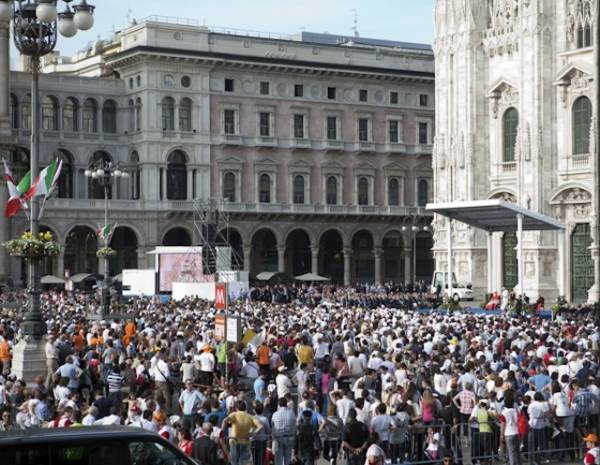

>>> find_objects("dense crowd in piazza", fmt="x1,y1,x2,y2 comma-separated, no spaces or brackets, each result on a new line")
0,284,599,465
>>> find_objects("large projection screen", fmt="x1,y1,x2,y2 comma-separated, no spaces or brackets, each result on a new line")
157,247,204,292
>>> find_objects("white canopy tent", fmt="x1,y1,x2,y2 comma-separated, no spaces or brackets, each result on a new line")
426,200,566,298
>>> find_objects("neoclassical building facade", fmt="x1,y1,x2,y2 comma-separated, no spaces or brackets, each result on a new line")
433,0,599,302
0,18,435,285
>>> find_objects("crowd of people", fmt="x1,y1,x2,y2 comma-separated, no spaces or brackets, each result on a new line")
0,284,599,465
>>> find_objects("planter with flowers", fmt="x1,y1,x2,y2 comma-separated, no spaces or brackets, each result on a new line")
96,246,117,258
3,231,59,258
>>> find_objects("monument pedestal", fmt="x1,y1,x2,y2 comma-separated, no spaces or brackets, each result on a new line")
11,336,47,384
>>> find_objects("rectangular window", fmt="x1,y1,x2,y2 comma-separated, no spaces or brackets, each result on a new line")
389,120,399,143
294,84,304,97
224,109,236,134
327,87,336,100
259,112,271,137
359,89,368,102
326,116,337,140
224,78,234,92
419,94,429,107
260,81,270,95
418,122,429,144
358,118,369,142
293,114,304,139
390,91,399,105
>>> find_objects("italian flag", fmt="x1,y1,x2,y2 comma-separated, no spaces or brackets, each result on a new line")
23,159,63,201
96,223,115,241
3,159,29,218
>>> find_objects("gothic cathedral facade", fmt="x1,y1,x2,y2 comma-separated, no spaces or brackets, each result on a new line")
433,0,599,302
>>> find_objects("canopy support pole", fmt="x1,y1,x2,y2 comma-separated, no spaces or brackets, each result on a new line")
487,231,493,294
558,229,566,299
447,219,453,299
517,213,524,298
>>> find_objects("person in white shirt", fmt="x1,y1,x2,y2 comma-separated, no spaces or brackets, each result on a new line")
94,406,122,426
198,346,216,386
82,406,98,426
275,366,292,398
333,389,355,424
294,363,308,398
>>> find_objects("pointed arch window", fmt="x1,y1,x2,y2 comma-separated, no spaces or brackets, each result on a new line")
162,97,175,131
502,107,519,162
55,150,74,199
135,98,142,131
293,175,305,204
102,100,117,134
326,176,337,205
418,179,429,207
259,174,271,203
82,99,98,133
130,152,141,200
572,96,592,155
63,97,79,132
223,172,236,202
10,94,18,129
358,177,369,206
167,150,187,200
42,96,59,131
179,98,192,132
388,178,400,206
21,94,31,130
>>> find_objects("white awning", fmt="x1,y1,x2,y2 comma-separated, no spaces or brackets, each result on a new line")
426,199,566,298
426,200,565,232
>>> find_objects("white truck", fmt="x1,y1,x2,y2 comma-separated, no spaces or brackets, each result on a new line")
430,271,474,301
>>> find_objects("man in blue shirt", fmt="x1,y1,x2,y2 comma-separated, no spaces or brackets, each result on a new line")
54,356,81,392
528,368,551,393
179,380,205,433
254,371,268,403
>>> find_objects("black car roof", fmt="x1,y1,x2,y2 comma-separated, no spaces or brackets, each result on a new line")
0,426,156,444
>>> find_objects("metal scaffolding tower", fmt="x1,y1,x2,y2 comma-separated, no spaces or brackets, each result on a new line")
193,198,242,274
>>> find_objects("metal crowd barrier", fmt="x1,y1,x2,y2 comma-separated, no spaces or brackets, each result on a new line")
386,419,597,465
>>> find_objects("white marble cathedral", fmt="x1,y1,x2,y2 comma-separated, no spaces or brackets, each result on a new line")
432,0,599,303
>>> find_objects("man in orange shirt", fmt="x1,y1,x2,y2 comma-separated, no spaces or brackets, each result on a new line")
72,329,86,353
256,340,271,373
0,334,12,376
123,319,137,347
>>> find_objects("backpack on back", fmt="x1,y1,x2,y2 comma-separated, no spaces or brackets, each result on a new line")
517,410,529,440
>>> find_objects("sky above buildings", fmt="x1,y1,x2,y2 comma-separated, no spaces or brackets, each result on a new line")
10,0,436,67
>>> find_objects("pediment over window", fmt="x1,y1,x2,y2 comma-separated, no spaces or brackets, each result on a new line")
554,63,594,86
549,186,592,205
486,79,519,118
488,190,517,203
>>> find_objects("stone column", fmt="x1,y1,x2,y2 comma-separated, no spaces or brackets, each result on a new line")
403,250,412,284
243,244,251,273
343,247,352,286
277,245,285,273
0,21,9,132
0,150,10,280
0,21,10,280
311,246,319,274
56,249,65,279
373,247,383,284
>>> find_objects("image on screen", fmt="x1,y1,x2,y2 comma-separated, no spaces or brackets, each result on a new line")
159,253,204,292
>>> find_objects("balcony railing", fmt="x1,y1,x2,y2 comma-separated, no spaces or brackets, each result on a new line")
43,199,432,217
571,153,590,169
500,161,517,173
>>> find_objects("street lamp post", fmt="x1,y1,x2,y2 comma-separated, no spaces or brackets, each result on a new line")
402,222,430,288
84,160,127,319
1,0,95,382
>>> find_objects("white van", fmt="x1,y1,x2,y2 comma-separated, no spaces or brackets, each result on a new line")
430,271,474,301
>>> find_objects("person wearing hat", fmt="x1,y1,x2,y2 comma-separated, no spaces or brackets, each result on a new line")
583,433,600,465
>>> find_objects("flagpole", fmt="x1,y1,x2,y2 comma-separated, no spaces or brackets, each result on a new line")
102,174,109,319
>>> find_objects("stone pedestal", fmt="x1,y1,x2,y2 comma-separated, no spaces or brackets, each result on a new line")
11,336,47,384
